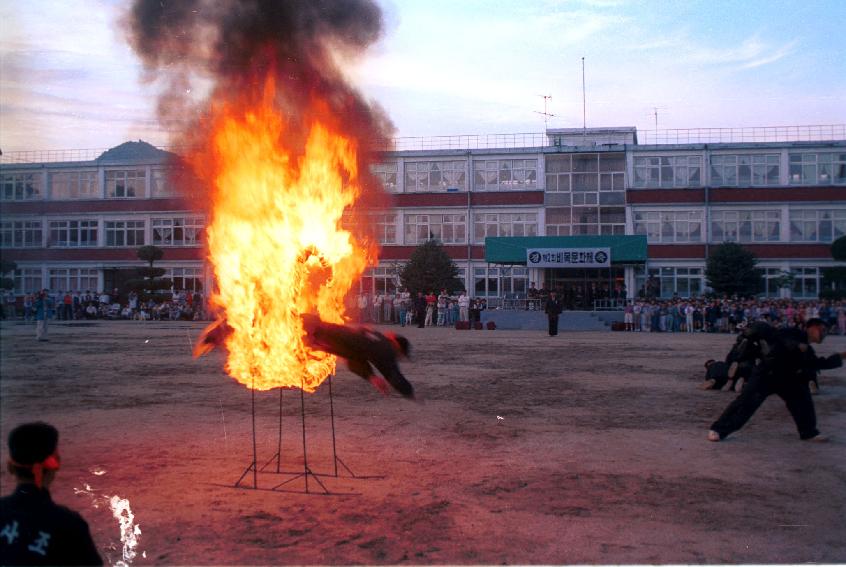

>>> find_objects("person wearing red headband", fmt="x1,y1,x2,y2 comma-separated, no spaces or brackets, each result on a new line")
0,422,102,565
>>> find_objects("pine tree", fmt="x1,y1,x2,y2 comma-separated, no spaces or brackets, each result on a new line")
400,240,463,295
125,245,172,302
705,242,761,296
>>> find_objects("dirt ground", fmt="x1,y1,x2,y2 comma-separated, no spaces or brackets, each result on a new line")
1,320,845,565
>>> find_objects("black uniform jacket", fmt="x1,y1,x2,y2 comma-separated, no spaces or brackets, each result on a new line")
770,328,843,379
0,484,102,566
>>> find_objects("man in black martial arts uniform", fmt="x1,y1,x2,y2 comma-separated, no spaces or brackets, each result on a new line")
707,318,845,442
195,315,414,398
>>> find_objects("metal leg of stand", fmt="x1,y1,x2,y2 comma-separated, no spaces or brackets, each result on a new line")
328,374,355,478
300,377,310,493
276,387,282,473
329,374,338,477
235,380,258,489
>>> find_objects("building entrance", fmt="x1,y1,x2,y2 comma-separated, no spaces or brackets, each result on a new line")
545,267,625,310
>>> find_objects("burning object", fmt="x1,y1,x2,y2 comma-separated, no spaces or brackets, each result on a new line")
126,0,396,394
196,314,415,398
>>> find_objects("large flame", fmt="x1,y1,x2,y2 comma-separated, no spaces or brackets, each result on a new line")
193,78,375,391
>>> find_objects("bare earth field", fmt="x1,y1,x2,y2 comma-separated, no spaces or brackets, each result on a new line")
1,320,845,565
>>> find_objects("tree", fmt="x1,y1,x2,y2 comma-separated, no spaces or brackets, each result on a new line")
705,242,762,296
0,258,16,291
821,235,846,299
125,245,172,302
400,240,463,295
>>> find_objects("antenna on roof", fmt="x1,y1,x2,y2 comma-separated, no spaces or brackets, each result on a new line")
651,106,668,130
534,95,555,129
581,57,587,136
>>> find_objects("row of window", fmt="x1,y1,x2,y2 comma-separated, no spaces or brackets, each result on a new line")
632,209,846,244
630,152,846,189
1,169,177,201
361,265,529,298
5,150,842,202
11,266,204,295
373,213,539,245
634,266,824,299
5,208,842,249
0,217,205,248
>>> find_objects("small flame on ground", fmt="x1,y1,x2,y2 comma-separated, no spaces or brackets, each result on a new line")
110,495,141,566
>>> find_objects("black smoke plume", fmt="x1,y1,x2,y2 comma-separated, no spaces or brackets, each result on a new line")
124,0,394,156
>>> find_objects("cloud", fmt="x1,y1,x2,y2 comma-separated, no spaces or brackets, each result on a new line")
681,35,799,70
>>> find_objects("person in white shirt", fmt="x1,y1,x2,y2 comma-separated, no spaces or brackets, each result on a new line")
458,292,470,322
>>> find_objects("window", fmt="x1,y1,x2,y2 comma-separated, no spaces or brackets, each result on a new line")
0,221,42,248
151,168,178,197
48,268,98,293
151,217,204,246
48,220,98,247
372,213,397,244
166,267,204,292
546,153,625,207
789,209,846,242
473,266,520,298
105,220,145,246
545,207,571,236
791,267,820,298
369,266,399,295
473,212,537,243
404,161,466,192
474,159,538,190
633,210,703,243
711,210,780,243
2,173,42,200
474,266,500,297
105,169,145,198
761,267,788,297
710,154,779,186
635,266,703,298
789,153,846,185
370,163,398,192
405,214,466,245
633,155,702,188
13,268,42,294
50,171,98,199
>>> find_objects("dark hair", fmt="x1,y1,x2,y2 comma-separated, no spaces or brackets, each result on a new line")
805,318,826,328
704,359,715,367
9,422,58,465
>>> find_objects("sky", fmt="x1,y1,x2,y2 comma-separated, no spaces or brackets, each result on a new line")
1,0,845,152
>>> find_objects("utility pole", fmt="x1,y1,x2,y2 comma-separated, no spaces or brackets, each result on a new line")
581,56,587,136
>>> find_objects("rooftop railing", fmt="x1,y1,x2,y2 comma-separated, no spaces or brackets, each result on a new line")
637,124,846,145
3,124,844,165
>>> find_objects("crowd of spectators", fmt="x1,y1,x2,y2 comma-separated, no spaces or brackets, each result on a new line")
3,287,845,336
351,290,487,327
622,297,846,335
2,289,205,322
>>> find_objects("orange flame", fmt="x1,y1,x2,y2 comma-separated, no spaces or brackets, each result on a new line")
193,78,376,391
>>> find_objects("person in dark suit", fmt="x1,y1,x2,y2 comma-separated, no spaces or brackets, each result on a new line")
544,291,564,336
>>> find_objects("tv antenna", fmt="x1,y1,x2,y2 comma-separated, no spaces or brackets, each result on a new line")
650,106,668,130
534,95,555,129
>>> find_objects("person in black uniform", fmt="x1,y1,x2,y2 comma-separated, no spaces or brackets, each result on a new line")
301,314,414,399
707,318,845,442
544,291,564,336
195,315,415,398
0,422,102,566
699,359,731,390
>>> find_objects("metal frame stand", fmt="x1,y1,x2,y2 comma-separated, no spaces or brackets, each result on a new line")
234,374,377,494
